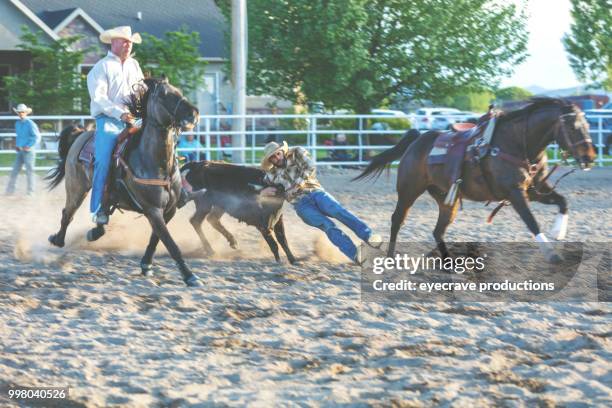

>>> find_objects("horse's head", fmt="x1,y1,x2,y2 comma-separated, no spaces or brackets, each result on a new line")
556,103,595,170
143,76,199,131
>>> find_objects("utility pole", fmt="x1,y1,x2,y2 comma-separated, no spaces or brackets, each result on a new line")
231,0,246,163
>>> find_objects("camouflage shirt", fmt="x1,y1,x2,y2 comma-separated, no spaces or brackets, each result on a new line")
263,146,322,203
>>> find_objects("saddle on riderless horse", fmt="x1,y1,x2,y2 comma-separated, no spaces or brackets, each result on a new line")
427,108,498,205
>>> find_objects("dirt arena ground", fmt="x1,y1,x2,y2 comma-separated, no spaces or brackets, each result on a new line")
0,167,610,407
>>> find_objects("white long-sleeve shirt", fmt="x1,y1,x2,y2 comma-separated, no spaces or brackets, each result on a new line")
87,51,144,120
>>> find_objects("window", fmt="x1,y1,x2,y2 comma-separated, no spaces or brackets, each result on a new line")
0,65,10,113
203,73,216,95
80,64,93,76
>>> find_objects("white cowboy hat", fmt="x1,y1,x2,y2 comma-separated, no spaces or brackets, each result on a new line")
261,141,289,171
12,103,32,114
99,26,142,44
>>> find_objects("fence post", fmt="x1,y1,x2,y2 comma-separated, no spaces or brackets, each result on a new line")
205,117,211,161
358,116,363,163
251,116,256,164
310,116,317,165
597,116,603,167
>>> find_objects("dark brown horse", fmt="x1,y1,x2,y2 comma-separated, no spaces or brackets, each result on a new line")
355,98,595,262
46,77,203,287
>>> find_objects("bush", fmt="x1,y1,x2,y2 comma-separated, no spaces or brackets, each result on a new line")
368,117,412,130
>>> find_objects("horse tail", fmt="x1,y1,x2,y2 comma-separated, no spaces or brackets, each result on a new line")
353,129,421,181
45,125,84,190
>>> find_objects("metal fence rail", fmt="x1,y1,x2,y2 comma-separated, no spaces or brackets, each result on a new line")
0,113,610,171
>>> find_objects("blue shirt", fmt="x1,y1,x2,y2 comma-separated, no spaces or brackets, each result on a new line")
177,137,203,151
15,118,41,148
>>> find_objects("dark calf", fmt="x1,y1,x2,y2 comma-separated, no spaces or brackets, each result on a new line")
180,161,297,264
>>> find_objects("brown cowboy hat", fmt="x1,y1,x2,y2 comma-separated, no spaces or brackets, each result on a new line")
261,141,288,170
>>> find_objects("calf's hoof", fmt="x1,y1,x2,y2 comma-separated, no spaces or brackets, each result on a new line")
48,234,64,248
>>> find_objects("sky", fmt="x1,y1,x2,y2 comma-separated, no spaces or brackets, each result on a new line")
500,0,584,91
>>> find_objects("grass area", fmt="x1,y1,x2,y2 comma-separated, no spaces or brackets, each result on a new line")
0,152,57,168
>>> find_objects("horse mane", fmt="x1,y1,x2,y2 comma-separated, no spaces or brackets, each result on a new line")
123,77,164,150
125,77,162,120
497,97,575,123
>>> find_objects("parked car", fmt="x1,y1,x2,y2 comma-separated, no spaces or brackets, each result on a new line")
584,102,612,154
370,109,407,117
412,107,462,130
431,111,482,131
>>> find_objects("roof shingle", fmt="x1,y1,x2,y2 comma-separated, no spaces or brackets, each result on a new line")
21,0,227,58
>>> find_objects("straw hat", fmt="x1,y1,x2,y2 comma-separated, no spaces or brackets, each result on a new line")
12,103,32,114
261,141,288,170
99,26,142,44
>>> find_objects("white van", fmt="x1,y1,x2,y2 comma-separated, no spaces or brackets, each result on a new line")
413,107,461,130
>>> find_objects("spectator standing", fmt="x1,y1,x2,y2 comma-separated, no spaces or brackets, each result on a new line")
5,104,40,196
177,133,204,163
330,133,351,162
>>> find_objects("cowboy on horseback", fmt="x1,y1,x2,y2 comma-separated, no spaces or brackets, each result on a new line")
87,26,143,225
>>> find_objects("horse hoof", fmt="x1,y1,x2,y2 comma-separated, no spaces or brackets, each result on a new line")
548,252,564,264
86,226,105,242
230,242,238,250
48,234,64,248
141,263,154,277
185,275,203,287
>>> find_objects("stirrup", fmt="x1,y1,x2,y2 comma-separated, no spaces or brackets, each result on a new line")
92,211,109,225
444,179,462,206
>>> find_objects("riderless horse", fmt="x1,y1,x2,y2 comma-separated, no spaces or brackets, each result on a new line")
355,98,595,262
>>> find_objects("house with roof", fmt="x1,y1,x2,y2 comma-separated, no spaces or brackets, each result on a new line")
0,0,233,115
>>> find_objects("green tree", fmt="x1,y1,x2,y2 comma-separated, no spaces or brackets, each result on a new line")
563,0,612,90
495,86,533,101
4,26,92,114
217,0,528,113
136,27,208,96
437,90,496,112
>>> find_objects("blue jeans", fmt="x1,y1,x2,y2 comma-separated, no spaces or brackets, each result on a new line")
6,150,35,194
90,115,125,214
294,190,372,261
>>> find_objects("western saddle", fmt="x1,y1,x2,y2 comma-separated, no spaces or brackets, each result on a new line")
427,110,497,205
78,125,155,213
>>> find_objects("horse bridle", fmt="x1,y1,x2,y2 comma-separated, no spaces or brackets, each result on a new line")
149,82,192,179
150,82,191,128
489,106,590,176
557,111,591,160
